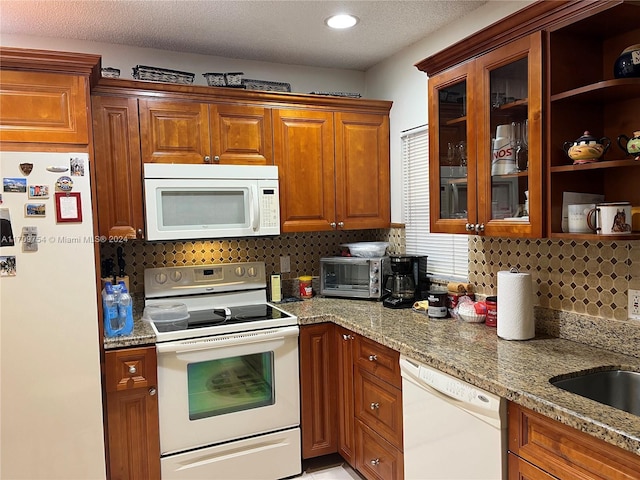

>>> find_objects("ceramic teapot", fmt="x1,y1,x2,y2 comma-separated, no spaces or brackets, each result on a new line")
563,131,611,164
617,131,640,160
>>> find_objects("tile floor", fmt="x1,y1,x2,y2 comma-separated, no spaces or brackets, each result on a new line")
293,455,364,479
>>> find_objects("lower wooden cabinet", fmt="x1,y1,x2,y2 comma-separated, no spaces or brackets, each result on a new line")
104,346,160,480
299,323,338,458
508,452,556,480
300,324,403,479
508,402,640,480
356,420,404,480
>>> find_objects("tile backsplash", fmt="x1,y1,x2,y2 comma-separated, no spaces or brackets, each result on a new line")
100,229,398,294
101,228,639,322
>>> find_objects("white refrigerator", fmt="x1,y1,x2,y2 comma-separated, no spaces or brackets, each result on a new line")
0,152,106,479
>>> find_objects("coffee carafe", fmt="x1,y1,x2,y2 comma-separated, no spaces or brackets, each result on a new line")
383,255,416,309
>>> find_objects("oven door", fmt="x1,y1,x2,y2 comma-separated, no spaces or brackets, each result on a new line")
156,325,300,455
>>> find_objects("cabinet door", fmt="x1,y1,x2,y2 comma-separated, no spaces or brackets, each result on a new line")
273,109,336,232
139,99,211,163
0,70,89,144
336,326,356,466
299,323,338,458
105,346,160,480
210,104,273,164
508,402,640,480
476,32,543,237
334,112,390,230
428,61,478,234
92,96,144,239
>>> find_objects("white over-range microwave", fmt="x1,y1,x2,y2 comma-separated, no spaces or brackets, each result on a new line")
144,164,281,241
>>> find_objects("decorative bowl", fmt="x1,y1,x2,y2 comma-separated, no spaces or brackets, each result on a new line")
614,44,640,79
132,65,195,84
340,242,389,257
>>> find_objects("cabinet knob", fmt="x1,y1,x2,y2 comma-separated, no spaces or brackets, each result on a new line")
370,458,380,466
214,155,220,163
204,155,211,163
128,365,137,375
148,387,157,396
368,354,377,361
337,221,344,228
475,223,485,233
342,334,353,340
465,223,475,232
370,402,380,410
137,229,143,238
330,222,337,229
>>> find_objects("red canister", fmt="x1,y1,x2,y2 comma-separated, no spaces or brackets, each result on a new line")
485,296,497,327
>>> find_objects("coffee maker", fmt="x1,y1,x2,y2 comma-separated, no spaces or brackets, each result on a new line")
383,255,429,309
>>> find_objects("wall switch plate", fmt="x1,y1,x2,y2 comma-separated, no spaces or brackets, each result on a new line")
629,289,640,320
280,256,291,273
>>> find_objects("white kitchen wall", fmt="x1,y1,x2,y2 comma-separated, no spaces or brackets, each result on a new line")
0,33,365,94
364,1,535,222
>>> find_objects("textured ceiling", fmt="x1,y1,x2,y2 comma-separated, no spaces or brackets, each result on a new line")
0,0,487,71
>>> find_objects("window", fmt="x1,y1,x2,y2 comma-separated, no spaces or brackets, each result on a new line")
401,126,469,278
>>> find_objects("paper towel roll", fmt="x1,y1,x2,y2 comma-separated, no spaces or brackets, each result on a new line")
497,269,534,340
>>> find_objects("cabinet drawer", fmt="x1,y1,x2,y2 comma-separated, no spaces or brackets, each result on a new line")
508,403,640,480
356,420,403,480
355,336,401,388
355,368,403,449
105,346,157,393
508,452,555,480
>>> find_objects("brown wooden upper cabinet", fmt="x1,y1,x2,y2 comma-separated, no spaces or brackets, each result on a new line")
139,99,273,165
426,32,542,237
92,95,144,239
274,109,390,232
0,70,90,144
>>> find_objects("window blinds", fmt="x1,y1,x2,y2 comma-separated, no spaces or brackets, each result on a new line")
401,126,469,278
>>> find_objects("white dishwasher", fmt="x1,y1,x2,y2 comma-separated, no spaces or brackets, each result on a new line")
400,355,507,480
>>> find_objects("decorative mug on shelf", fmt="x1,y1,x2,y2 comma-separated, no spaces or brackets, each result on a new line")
586,202,633,235
563,131,611,165
617,131,640,160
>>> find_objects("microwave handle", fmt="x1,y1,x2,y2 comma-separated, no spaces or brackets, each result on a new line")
250,185,260,231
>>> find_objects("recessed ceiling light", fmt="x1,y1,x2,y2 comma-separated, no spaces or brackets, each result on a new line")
325,14,359,29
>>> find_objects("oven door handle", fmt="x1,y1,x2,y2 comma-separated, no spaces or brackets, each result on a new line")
156,326,298,355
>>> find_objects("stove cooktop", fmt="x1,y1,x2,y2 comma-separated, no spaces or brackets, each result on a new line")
149,302,297,342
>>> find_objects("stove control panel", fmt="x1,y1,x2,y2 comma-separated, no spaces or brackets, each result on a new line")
144,262,267,298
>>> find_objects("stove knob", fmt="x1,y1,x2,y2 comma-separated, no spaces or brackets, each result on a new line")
247,267,257,277
170,271,182,282
155,273,168,284
371,276,379,284
235,266,246,277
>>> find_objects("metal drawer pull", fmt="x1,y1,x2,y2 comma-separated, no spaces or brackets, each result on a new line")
148,387,156,396
370,459,380,466
368,354,377,361
128,365,137,375
370,402,380,410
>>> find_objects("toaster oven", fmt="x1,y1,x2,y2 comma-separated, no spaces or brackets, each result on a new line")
320,256,390,300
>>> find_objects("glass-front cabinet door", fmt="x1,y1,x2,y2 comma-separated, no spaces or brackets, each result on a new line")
476,32,542,237
428,62,477,234
428,32,542,237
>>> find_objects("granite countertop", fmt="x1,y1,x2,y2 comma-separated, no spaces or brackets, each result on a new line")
104,296,640,456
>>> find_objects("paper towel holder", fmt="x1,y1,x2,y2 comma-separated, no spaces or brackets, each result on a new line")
509,267,519,273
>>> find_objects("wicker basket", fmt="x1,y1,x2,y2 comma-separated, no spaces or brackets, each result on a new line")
132,65,194,84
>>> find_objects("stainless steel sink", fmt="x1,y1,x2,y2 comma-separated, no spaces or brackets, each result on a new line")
550,369,640,416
